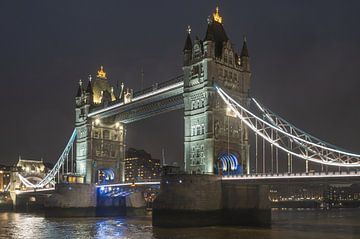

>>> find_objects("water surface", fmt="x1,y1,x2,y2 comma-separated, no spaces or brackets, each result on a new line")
0,209,359,239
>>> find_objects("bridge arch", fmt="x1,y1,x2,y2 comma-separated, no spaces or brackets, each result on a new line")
97,168,115,184
216,152,242,176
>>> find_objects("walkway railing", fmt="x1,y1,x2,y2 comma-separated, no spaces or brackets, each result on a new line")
222,171,360,180
133,75,183,98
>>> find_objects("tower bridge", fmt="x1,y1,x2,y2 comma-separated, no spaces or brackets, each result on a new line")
7,7,360,226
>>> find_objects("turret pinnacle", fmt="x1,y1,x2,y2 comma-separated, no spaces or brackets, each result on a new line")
240,36,249,57
183,25,193,52
213,6,222,24
97,66,107,79
86,75,93,94
76,79,83,97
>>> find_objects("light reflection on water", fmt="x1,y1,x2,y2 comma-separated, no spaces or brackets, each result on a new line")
0,209,359,239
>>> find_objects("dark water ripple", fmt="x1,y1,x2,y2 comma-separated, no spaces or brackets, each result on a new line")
0,209,359,239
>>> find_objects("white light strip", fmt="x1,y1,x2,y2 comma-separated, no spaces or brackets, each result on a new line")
96,181,160,188
216,86,360,163
18,129,77,189
252,98,338,164
252,98,349,153
18,173,36,188
222,172,360,180
88,82,184,117
4,182,11,192
35,129,76,188
252,98,277,126
216,87,360,167
220,87,360,157
16,187,55,194
221,87,360,157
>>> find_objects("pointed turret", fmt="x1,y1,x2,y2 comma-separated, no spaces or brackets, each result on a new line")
84,75,93,104
240,36,249,57
183,26,193,52
86,75,93,94
183,25,193,66
240,36,250,72
76,79,83,97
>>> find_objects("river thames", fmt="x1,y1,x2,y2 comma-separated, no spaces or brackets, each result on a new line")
0,208,359,239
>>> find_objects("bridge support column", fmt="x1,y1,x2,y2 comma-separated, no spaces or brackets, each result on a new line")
153,174,271,227
44,183,97,217
221,181,271,226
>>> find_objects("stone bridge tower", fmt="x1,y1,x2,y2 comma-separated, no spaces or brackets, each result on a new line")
75,67,125,184
183,7,251,175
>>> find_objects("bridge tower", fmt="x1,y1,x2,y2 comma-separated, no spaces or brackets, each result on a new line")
75,67,126,184
183,7,251,174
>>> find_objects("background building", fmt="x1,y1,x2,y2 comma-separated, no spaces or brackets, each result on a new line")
125,148,161,182
0,165,11,192
14,157,49,190
325,184,360,208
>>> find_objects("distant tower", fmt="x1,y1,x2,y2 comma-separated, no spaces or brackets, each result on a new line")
75,67,126,184
183,7,251,175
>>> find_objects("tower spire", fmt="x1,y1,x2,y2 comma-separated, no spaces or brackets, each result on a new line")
240,36,249,57
240,36,250,71
183,25,193,52
86,75,93,94
76,79,83,97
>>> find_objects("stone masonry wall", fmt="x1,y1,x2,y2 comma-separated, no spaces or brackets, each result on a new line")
153,174,222,211
45,183,97,208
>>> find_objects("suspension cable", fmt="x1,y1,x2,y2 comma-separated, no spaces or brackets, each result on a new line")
215,85,360,167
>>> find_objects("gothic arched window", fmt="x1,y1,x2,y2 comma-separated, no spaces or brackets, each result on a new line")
103,130,110,140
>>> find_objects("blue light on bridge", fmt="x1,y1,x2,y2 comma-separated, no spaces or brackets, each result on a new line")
218,152,242,175
98,185,135,198
97,168,115,185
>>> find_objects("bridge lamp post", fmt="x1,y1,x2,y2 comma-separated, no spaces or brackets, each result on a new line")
226,108,230,156
226,106,237,175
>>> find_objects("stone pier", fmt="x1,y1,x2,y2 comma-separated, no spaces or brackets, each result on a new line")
44,183,147,217
153,174,270,227
44,183,97,217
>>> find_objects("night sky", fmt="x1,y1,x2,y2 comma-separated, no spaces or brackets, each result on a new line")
1,1,360,168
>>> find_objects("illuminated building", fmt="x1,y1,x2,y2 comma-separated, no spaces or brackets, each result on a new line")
0,165,11,192
14,157,49,189
268,184,325,208
75,66,126,184
125,148,161,182
325,184,360,208
268,183,360,208
183,7,251,174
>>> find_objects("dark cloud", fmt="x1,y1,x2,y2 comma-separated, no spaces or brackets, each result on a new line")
1,1,360,168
